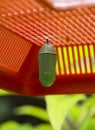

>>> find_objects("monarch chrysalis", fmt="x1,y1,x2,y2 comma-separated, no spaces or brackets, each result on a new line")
38,39,56,87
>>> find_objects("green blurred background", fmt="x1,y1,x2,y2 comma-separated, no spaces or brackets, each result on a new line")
0,89,95,130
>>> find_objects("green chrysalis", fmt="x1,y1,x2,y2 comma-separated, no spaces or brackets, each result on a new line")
38,39,56,87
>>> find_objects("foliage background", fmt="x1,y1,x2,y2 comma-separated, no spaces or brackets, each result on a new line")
0,89,95,130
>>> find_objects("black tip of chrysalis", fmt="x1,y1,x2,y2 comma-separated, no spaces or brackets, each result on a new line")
46,38,49,44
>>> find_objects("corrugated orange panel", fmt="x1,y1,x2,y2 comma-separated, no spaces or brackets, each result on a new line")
0,0,95,46
0,26,32,73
